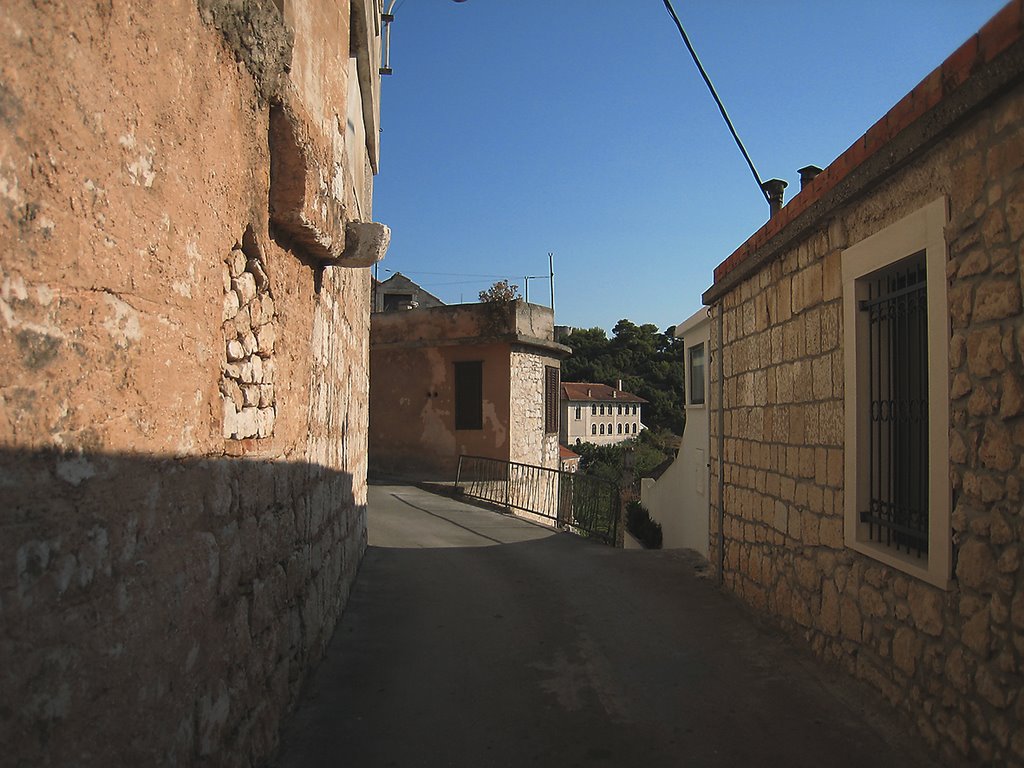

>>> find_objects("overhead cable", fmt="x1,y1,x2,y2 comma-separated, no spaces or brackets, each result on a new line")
661,0,770,203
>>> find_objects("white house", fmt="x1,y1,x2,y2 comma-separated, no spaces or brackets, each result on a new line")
640,308,711,555
560,381,647,447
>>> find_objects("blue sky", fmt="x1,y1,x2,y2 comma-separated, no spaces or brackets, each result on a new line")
373,0,1008,334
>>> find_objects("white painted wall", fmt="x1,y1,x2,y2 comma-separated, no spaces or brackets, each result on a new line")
641,308,711,556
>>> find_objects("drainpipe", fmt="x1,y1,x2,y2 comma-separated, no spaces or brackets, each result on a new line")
716,302,725,585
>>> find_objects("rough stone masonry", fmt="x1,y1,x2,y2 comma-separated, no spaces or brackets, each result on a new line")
0,1,385,765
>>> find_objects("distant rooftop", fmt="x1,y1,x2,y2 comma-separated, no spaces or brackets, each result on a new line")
561,382,647,404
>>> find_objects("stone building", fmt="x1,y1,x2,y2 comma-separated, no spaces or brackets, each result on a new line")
560,382,647,447
371,270,445,312
702,3,1024,762
2,1,388,764
369,300,569,478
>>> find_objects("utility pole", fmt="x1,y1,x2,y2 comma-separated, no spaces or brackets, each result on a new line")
549,252,555,316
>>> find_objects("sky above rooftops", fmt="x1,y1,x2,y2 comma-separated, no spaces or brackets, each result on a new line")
373,0,1007,334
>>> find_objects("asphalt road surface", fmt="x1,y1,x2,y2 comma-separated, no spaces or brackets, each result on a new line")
275,483,937,768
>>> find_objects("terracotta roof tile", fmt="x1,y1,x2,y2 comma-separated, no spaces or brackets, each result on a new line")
561,382,648,404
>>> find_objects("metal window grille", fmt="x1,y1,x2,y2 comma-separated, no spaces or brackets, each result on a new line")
859,251,929,556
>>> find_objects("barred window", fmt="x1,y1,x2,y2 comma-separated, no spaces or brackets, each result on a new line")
859,252,928,556
842,198,950,589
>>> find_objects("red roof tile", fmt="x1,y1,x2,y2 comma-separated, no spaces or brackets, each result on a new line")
561,382,648,404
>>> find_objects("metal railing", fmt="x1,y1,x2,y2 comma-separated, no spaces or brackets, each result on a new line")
455,455,619,545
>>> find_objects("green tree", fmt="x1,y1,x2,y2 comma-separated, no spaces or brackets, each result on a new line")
562,320,685,435
479,279,521,302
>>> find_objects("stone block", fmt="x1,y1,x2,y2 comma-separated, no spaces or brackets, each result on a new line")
974,278,1022,322
958,538,996,592
907,581,944,636
223,290,240,321
967,326,1007,378
256,325,276,357
234,273,258,306
892,627,919,676
979,419,1015,471
227,249,246,278
227,339,245,362
236,407,259,439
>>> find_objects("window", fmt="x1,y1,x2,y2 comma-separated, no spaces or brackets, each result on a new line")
575,406,581,419
383,292,413,312
632,423,637,434
842,198,950,588
599,424,605,435
454,361,483,430
688,343,706,405
599,404,605,415
633,405,637,415
617,404,622,415
544,366,559,434
607,423,612,434
592,424,597,435
591,404,597,415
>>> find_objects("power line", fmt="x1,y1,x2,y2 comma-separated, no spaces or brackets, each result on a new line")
661,0,770,204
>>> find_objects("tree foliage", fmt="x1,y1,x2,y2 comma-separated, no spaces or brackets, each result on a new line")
562,320,685,435
478,279,521,303
573,430,678,486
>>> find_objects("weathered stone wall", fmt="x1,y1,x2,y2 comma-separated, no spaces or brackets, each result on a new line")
509,348,560,470
1,1,377,764
709,81,1024,764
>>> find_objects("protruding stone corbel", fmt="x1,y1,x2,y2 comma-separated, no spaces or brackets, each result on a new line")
333,220,390,268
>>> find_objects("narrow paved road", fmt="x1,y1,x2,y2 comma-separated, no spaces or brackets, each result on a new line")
276,484,936,768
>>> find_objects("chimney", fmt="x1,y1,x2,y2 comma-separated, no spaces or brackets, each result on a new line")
798,165,823,190
762,178,788,217
587,387,592,397
617,379,623,391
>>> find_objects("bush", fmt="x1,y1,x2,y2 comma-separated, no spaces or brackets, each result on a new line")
626,500,662,549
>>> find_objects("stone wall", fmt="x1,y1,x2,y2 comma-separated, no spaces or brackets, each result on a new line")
1,1,378,764
707,77,1024,764
509,347,560,470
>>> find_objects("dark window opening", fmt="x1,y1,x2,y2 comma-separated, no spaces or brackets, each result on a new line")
383,292,414,311
454,361,483,430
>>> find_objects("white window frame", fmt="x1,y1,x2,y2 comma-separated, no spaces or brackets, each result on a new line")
687,342,707,407
841,197,951,589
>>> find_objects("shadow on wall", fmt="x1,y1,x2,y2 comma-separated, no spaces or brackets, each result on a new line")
0,447,365,767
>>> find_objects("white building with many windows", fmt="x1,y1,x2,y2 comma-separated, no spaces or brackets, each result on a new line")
560,382,647,447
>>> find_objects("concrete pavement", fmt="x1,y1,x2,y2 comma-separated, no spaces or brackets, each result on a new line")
275,484,938,767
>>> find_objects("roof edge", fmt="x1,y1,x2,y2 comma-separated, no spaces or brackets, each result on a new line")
704,1,1024,305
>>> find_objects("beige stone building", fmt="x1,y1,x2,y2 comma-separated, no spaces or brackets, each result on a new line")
369,300,569,478
1,1,388,764
560,382,647,447
702,4,1024,763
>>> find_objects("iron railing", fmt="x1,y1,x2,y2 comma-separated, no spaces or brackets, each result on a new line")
455,455,620,545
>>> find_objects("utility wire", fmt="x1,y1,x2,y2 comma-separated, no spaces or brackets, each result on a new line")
661,0,770,203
